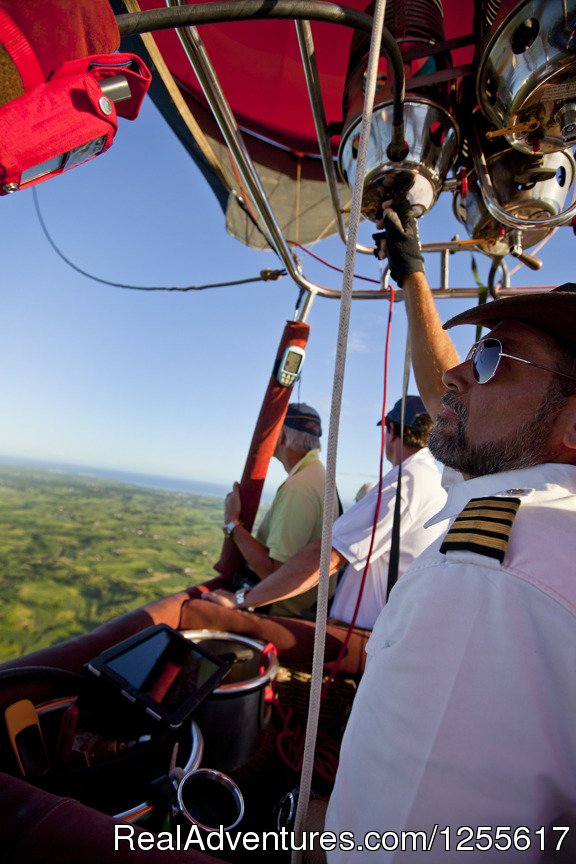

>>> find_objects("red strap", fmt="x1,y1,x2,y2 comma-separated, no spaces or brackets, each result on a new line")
0,7,44,90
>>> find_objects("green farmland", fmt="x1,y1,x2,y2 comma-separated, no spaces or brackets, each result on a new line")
0,465,225,662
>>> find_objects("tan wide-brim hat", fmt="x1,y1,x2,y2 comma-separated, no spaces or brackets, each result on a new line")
443,283,576,346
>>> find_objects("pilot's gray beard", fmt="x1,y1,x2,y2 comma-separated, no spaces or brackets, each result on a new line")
429,384,564,477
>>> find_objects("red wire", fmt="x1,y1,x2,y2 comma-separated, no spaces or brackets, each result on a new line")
288,240,381,285
322,285,396,693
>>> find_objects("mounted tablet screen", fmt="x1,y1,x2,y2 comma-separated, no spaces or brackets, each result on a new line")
85,624,231,728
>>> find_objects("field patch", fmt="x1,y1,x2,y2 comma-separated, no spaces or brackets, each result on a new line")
0,465,226,661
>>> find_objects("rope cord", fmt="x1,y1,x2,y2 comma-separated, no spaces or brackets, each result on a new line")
291,2,389,857
32,188,285,291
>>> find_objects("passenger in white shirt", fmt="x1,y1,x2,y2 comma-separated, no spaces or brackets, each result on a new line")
329,440,445,630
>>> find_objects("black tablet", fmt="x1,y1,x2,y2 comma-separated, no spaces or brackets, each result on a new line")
84,625,231,729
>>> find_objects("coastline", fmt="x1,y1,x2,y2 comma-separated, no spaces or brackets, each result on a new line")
0,455,263,502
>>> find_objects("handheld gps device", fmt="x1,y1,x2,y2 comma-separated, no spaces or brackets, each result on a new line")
276,345,305,387
84,625,231,729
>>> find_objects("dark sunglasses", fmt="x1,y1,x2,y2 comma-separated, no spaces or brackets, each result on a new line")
466,337,576,385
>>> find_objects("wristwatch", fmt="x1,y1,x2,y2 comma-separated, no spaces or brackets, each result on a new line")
222,520,239,537
235,588,248,608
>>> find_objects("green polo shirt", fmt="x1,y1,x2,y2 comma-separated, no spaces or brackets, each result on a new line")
256,449,338,617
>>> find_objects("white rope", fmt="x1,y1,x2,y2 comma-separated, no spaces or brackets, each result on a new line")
291,2,389,858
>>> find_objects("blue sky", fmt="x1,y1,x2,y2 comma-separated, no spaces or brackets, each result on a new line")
0,97,573,503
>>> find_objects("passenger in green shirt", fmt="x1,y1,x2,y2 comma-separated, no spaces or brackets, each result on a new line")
223,403,339,617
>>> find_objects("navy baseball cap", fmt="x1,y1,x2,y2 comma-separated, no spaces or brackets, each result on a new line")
284,403,322,436
377,395,428,428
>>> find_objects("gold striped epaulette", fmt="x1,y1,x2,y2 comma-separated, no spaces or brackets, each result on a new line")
440,496,521,563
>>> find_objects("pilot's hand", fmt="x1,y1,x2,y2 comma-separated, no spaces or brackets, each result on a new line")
201,589,237,608
373,196,424,286
224,482,242,522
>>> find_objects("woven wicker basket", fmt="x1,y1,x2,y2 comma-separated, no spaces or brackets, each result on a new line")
274,665,358,738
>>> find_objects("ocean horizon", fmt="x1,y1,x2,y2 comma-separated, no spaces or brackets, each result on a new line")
0,455,276,503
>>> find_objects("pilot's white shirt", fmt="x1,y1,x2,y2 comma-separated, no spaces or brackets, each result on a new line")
327,463,576,862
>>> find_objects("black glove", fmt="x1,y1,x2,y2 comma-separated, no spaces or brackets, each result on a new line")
373,197,424,287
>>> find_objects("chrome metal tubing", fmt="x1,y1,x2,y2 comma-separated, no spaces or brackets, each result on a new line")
168,6,322,295
390,284,548,300
120,1,376,38
119,3,547,300
440,249,449,290
167,1,343,298
295,20,346,245
295,290,316,324
117,1,406,132
294,20,373,255
119,1,406,300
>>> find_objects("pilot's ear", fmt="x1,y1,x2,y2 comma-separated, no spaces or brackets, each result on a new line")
560,396,576,454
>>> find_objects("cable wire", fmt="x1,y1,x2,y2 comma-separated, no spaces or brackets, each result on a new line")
32,188,286,291
288,239,380,285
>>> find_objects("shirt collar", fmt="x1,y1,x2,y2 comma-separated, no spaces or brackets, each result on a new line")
426,462,576,526
398,446,435,468
377,447,436,486
287,448,320,478
406,446,431,462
